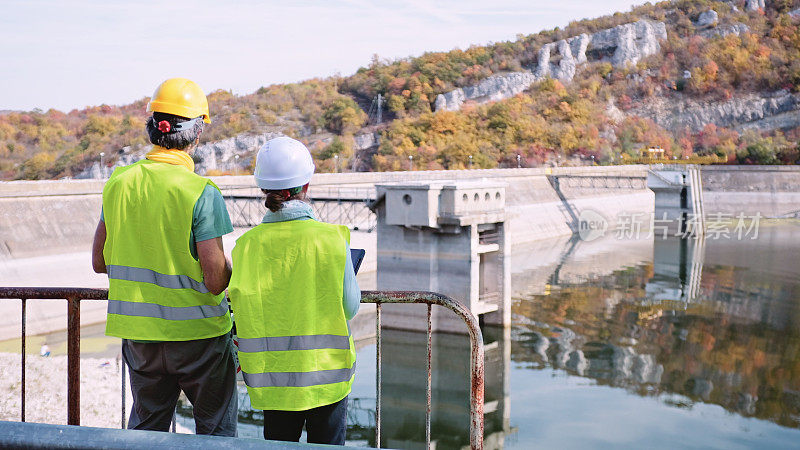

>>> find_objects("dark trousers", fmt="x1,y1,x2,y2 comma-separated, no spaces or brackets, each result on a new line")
122,333,238,436
263,396,348,445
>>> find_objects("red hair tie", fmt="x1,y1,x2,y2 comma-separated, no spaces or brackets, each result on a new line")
157,120,171,133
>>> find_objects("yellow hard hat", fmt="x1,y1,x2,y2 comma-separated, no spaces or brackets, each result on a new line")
146,78,211,123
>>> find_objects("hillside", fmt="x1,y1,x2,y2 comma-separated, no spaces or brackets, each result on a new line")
2,0,800,180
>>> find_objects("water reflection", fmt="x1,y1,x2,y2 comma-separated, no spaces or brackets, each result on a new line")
515,223,800,437
375,326,514,449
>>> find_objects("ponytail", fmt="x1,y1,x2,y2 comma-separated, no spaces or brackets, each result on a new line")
262,186,305,212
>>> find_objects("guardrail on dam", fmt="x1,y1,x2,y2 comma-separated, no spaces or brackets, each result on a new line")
0,288,486,450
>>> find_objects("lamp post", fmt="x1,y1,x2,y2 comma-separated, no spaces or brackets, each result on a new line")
234,154,239,176
408,155,414,171
516,154,521,168
468,155,473,169
334,154,340,173
99,152,105,179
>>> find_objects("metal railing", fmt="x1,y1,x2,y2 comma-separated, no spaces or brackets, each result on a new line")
554,174,647,189
0,287,484,450
362,291,485,450
0,287,106,426
220,186,377,231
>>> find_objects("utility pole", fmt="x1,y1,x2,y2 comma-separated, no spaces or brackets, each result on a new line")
376,93,383,124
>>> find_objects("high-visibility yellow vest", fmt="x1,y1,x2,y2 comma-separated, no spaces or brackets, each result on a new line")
229,219,355,411
102,159,232,341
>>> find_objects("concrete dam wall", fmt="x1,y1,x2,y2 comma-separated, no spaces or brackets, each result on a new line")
2,165,800,260
701,166,800,217
1,166,652,259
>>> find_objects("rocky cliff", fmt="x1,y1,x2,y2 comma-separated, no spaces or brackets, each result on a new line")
745,0,765,11
434,20,667,112
432,6,799,136
630,90,800,132
695,10,719,28
434,72,539,112
76,130,380,179
697,22,749,39
193,133,283,174
75,133,283,179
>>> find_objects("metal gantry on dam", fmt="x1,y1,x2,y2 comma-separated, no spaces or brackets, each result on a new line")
222,185,378,231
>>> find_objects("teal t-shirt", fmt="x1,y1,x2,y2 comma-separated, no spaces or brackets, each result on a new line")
100,184,233,259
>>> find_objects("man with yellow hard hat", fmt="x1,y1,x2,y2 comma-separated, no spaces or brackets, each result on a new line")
91,78,237,436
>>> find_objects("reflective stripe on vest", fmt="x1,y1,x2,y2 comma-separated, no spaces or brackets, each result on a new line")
108,296,228,321
237,334,351,353
107,265,210,293
242,363,356,388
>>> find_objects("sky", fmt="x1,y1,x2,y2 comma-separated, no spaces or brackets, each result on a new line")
1,0,647,112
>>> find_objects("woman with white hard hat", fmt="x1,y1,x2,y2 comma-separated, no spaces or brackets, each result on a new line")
228,136,360,445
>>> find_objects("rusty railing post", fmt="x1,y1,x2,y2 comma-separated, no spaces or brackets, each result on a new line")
21,298,26,423
466,311,485,450
361,291,484,450
375,302,382,448
425,303,432,449
67,296,80,426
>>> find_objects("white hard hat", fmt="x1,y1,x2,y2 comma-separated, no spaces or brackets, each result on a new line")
254,136,315,189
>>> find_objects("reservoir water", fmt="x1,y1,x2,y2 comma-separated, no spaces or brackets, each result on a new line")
172,222,800,447
341,222,800,448
500,222,800,449
5,221,800,448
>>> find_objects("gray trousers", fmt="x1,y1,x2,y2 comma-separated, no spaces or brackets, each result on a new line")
122,333,238,436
